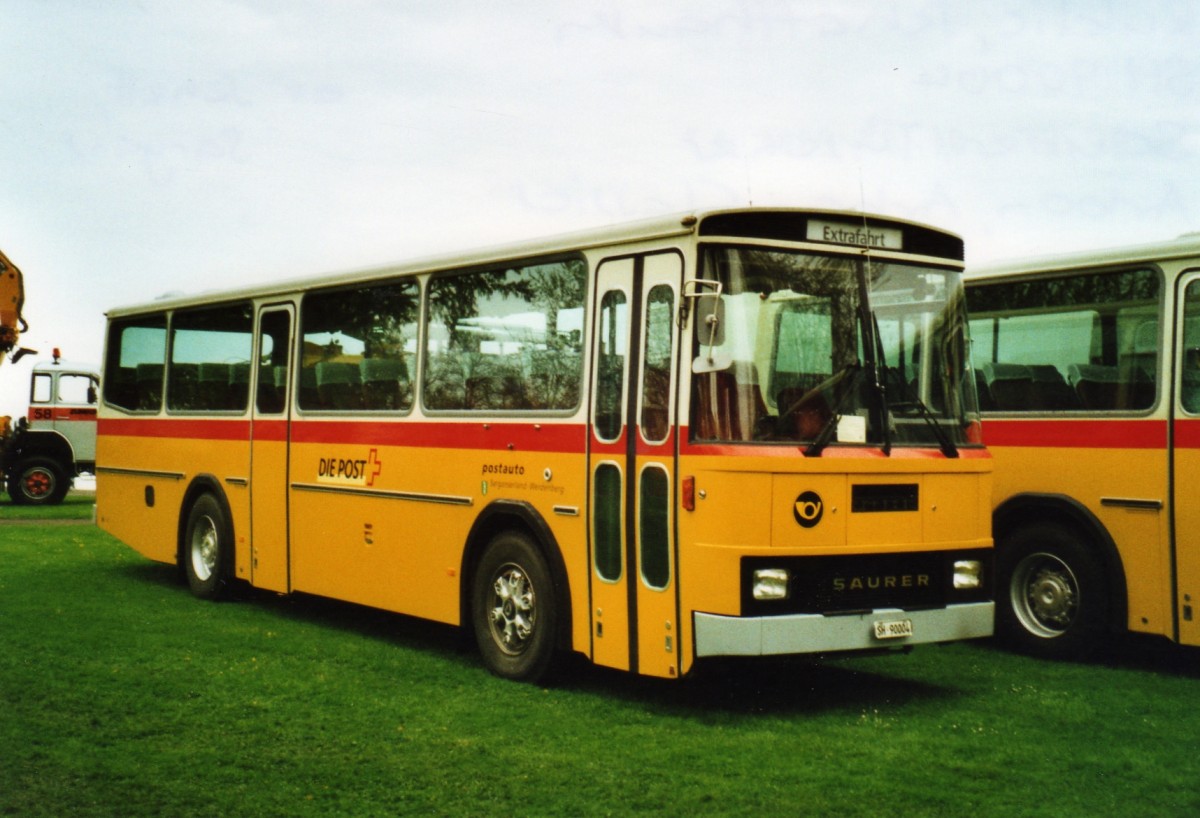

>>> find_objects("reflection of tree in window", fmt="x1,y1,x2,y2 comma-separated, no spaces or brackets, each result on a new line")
1180,281,1200,414
691,246,976,446
299,283,418,411
966,269,1159,315
425,259,586,411
641,285,674,441
595,290,627,441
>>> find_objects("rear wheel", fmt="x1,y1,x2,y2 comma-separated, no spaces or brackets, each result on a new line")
184,493,231,600
7,457,70,505
996,522,1110,660
471,531,558,682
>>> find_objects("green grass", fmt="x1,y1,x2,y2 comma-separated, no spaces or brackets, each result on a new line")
0,491,95,520
3,524,1200,817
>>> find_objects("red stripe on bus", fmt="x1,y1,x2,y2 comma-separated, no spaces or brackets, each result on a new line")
982,418,1167,449
680,439,989,459
289,420,585,452
98,417,251,441
252,419,289,441
589,430,627,456
1173,419,1200,449
100,416,585,452
98,417,982,458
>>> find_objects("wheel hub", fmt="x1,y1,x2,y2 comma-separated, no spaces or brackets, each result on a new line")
191,517,218,581
490,566,535,655
21,465,53,496
1029,570,1075,626
1012,552,1079,637
23,470,52,498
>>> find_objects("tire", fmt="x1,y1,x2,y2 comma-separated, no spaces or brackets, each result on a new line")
183,493,231,600
7,457,70,505
996,521,1110,660
471,531,559,682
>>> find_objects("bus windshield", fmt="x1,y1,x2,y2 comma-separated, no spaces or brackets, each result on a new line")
691,245,978,450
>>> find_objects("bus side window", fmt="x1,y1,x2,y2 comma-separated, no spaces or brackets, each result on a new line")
965,268,1160,413
255,312,291,415
168,304,254,413
425,259,585,413
640,285,674,442
594,289,627,441
103,318,167,412
299,281,418,413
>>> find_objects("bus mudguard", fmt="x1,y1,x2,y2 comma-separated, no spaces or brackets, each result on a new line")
461,498,573,651
993,491,1128,632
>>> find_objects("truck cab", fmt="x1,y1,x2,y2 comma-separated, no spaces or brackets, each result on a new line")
1,355,98,504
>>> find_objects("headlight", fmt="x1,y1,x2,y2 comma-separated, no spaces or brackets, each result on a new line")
752,568,790,601
953,560,983,590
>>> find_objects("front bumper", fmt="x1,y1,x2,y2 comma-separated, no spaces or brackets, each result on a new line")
694,601,994,657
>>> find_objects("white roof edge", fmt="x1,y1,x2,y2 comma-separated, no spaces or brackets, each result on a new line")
107,209,699,316
107,206,958,316
968,233,1200,279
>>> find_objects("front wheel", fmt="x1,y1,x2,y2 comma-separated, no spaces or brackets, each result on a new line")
471,531,559,682
996,522,1110,660
7,457,70,505
183,493,231,600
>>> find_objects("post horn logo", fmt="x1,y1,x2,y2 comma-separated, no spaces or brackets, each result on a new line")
794,491,823,528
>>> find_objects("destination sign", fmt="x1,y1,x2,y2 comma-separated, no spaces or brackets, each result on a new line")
807,220,903,250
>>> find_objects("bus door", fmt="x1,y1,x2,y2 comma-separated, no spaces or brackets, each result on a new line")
588,252,682,678
249,305,294,593
1173,271,1200,645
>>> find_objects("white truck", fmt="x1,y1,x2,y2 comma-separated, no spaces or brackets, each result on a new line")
1,353,98,504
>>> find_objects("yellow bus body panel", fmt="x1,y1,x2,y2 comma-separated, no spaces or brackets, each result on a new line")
282,436,590,644
675,450,992,675
987,440,1170,640
1173,444,1200,646
96,429,251,568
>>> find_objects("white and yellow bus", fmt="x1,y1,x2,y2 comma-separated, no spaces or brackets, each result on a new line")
97,208,992,681
967,232,1200,659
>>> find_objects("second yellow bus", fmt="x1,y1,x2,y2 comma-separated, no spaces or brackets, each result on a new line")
967,232,1200,658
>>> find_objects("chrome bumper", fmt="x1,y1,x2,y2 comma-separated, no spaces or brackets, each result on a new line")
694,601,994,657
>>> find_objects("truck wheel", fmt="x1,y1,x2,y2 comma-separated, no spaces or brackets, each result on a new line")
471,531,558,682
7,457,70,505
183,493,231,600
996,521,1110,660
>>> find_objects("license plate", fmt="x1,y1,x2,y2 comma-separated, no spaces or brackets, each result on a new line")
873,618,913,640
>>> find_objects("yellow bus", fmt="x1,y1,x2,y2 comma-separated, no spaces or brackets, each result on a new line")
966,233,1200,659
97,208,992,681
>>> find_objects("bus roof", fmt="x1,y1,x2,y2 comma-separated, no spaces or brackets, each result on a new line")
968,232,1200,281
106,206,962,317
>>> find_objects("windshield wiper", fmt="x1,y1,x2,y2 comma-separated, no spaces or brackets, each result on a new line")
887,378,959,458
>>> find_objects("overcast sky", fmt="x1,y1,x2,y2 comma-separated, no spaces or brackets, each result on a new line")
2,0,1198,415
